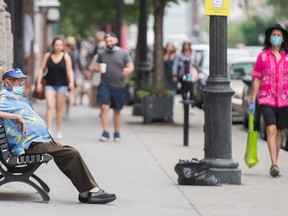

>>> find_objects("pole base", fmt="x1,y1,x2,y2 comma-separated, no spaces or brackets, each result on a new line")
210,168,241,185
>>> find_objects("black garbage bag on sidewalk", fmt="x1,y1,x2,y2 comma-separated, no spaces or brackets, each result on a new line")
174,158,218,186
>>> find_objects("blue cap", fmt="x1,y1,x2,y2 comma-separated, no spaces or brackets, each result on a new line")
2,68,27,80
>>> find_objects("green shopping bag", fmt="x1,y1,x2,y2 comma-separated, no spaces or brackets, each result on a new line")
244,113,259,168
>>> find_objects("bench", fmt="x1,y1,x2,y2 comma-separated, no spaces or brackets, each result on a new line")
0,123,53,202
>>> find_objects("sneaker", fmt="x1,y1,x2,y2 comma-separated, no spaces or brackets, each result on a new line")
56,131,63,140
270,165,280,177
114,132,121,142
99,131,110,141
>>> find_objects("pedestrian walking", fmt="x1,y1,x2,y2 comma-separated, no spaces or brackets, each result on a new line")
94,32,134,142
88,31,106,108
65,36,84,107
172,40,198,105
164,42,177,97
249,23,288,177
35,36,74,140
0,68,116,204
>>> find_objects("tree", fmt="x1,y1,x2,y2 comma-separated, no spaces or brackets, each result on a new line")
58,0,185,91
267,0,288,21
58,0,140,37
152,0,185,90
153,0,166,90
240,16,274,46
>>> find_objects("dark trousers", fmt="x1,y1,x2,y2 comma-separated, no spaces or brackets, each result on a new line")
25,141,98,193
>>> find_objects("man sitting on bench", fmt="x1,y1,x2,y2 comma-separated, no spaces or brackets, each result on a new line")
0,68,116,204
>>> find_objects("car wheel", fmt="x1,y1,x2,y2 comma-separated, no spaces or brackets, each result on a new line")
259,114,267,140
281,129,288,151
242,105,248,128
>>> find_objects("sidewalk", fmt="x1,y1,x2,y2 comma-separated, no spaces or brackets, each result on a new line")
0,96,287,216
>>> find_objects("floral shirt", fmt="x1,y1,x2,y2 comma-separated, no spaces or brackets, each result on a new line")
0,87,52,155
252,49,288,107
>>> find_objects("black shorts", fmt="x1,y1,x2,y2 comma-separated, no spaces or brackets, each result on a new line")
260,105,288,129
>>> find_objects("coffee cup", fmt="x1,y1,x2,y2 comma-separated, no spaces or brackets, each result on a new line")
100,63,107,73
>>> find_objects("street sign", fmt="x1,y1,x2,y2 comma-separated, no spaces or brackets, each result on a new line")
204,0,230,16
35,0,60,7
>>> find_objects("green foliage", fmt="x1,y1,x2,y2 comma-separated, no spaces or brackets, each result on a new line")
58,0,140,37
228,15,275,47
57,0,184,39
267,0,288,21
241,16,275,46
227,22,244,47
136,86,173,99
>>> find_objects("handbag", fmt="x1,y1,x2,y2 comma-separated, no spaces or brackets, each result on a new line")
32,78,46,100
244,113,259,168
174,158,218,185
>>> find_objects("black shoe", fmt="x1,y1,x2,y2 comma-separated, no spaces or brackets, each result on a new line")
78,194,88,203
79,189,116,204
270,165,280,177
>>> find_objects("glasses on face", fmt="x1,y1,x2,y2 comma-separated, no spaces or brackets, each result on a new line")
7,78,25,85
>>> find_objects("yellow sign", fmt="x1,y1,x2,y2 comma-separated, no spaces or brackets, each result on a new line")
205,0,231,16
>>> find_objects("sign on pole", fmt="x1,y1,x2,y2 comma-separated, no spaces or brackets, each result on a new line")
204,0,230,16
36,0,60,7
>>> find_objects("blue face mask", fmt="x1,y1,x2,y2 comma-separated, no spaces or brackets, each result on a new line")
270,36,283,46
106,45,116,53
12,86,24,95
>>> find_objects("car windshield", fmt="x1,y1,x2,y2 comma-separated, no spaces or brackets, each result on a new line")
194,49,209,69
229,62,255,80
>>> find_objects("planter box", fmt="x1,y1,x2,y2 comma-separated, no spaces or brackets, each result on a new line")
142,95,173,124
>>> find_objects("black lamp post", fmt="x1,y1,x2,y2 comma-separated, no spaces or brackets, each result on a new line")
115,0,123,46
202,16,241,184
132,0,151,115
136,0,151,89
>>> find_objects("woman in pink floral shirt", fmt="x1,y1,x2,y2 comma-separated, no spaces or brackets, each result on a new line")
250,24,288,177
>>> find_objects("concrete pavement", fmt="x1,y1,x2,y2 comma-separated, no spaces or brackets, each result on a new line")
0,95,288,216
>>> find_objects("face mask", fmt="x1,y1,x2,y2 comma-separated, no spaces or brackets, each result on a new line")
106,45,116,53
12,86,24,95
270,36,282,46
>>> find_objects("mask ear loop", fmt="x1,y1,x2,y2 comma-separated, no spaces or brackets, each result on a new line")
4,79,13,91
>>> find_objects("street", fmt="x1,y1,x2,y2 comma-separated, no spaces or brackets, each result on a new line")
0,95,287,216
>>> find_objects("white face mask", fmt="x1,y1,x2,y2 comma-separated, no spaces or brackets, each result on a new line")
12,86,24,95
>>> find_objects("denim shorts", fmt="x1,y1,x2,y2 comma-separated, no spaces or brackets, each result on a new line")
45,85,68,94
97,83,125,110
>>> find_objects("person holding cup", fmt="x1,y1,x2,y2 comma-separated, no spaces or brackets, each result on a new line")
94,33,134,142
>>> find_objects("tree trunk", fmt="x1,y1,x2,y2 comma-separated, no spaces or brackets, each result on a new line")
153,0,166,89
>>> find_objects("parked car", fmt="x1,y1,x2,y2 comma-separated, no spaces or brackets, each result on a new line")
245,46,263,58
228,57,256,121
242,76,288,150
191,44,253,110
192,44,210,108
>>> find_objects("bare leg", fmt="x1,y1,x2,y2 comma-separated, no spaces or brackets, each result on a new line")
276,129,282,161
73,86,78,105
266,125,278,165
100,104,110,132
55,93,66,132
45,89,56,131
65,92,70,117
113,109,121,132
